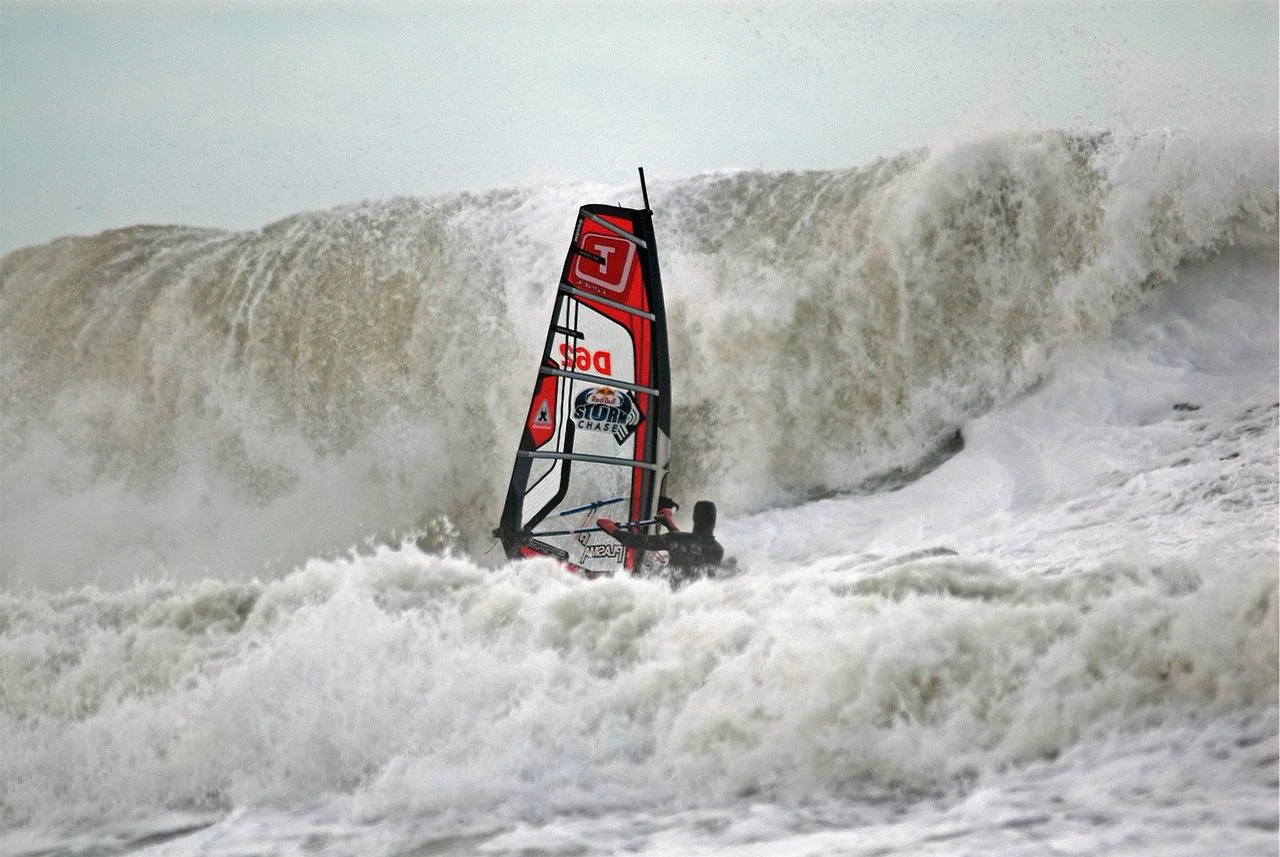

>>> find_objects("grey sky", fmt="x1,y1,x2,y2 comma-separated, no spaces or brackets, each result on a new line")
1,0,1276,254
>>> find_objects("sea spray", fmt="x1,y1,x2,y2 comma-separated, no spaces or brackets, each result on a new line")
1,547,1274,830
1,129,1275,586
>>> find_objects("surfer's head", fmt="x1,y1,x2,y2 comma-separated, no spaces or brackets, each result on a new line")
692,500,716,533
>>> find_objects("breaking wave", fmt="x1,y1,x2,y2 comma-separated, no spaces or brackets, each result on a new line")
1,547,1275,830
1,127,1276,587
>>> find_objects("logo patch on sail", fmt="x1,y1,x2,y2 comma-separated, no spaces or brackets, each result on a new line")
583,542,623,561
573,234,635,294
573,386,644,444
526,370,559,448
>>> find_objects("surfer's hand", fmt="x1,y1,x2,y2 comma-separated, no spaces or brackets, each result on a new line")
597,518,619,534
657,508,677,530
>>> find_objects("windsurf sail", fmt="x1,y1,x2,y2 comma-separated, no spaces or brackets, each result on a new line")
495,169,671,576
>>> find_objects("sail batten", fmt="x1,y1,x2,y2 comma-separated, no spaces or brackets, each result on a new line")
518,450,664,471
537,366,660,396
558,284,657,320
583,211,648,248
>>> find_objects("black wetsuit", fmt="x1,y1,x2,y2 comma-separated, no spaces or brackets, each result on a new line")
609,528,724,587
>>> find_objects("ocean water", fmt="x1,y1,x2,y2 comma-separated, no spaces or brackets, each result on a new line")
0,128,1276,856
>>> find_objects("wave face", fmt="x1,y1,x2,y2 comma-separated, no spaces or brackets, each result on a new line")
2,128,1277,587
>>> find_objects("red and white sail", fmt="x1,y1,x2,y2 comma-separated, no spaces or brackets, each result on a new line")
496,176,671,576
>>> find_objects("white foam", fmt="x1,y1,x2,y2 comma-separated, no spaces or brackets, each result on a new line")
1,130,1276,856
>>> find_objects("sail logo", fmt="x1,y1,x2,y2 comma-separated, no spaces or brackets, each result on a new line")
558,343,612,376
574,386,643,444
583,542,623,561
573,233,635,294
526,371,559,448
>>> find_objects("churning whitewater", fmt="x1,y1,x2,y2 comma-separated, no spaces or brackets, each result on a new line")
1,129,1277,856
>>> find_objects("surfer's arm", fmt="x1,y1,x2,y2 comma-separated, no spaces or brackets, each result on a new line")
597,518,667,550
656,507,679,531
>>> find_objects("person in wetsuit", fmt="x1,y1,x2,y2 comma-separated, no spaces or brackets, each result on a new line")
597,499,724,587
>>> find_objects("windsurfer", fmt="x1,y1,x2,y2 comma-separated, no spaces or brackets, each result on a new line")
597,499,724,587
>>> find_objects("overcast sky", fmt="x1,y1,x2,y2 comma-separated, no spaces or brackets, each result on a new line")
1,0,1276,254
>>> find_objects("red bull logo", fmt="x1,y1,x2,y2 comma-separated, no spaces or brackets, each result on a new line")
574,386,643,444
